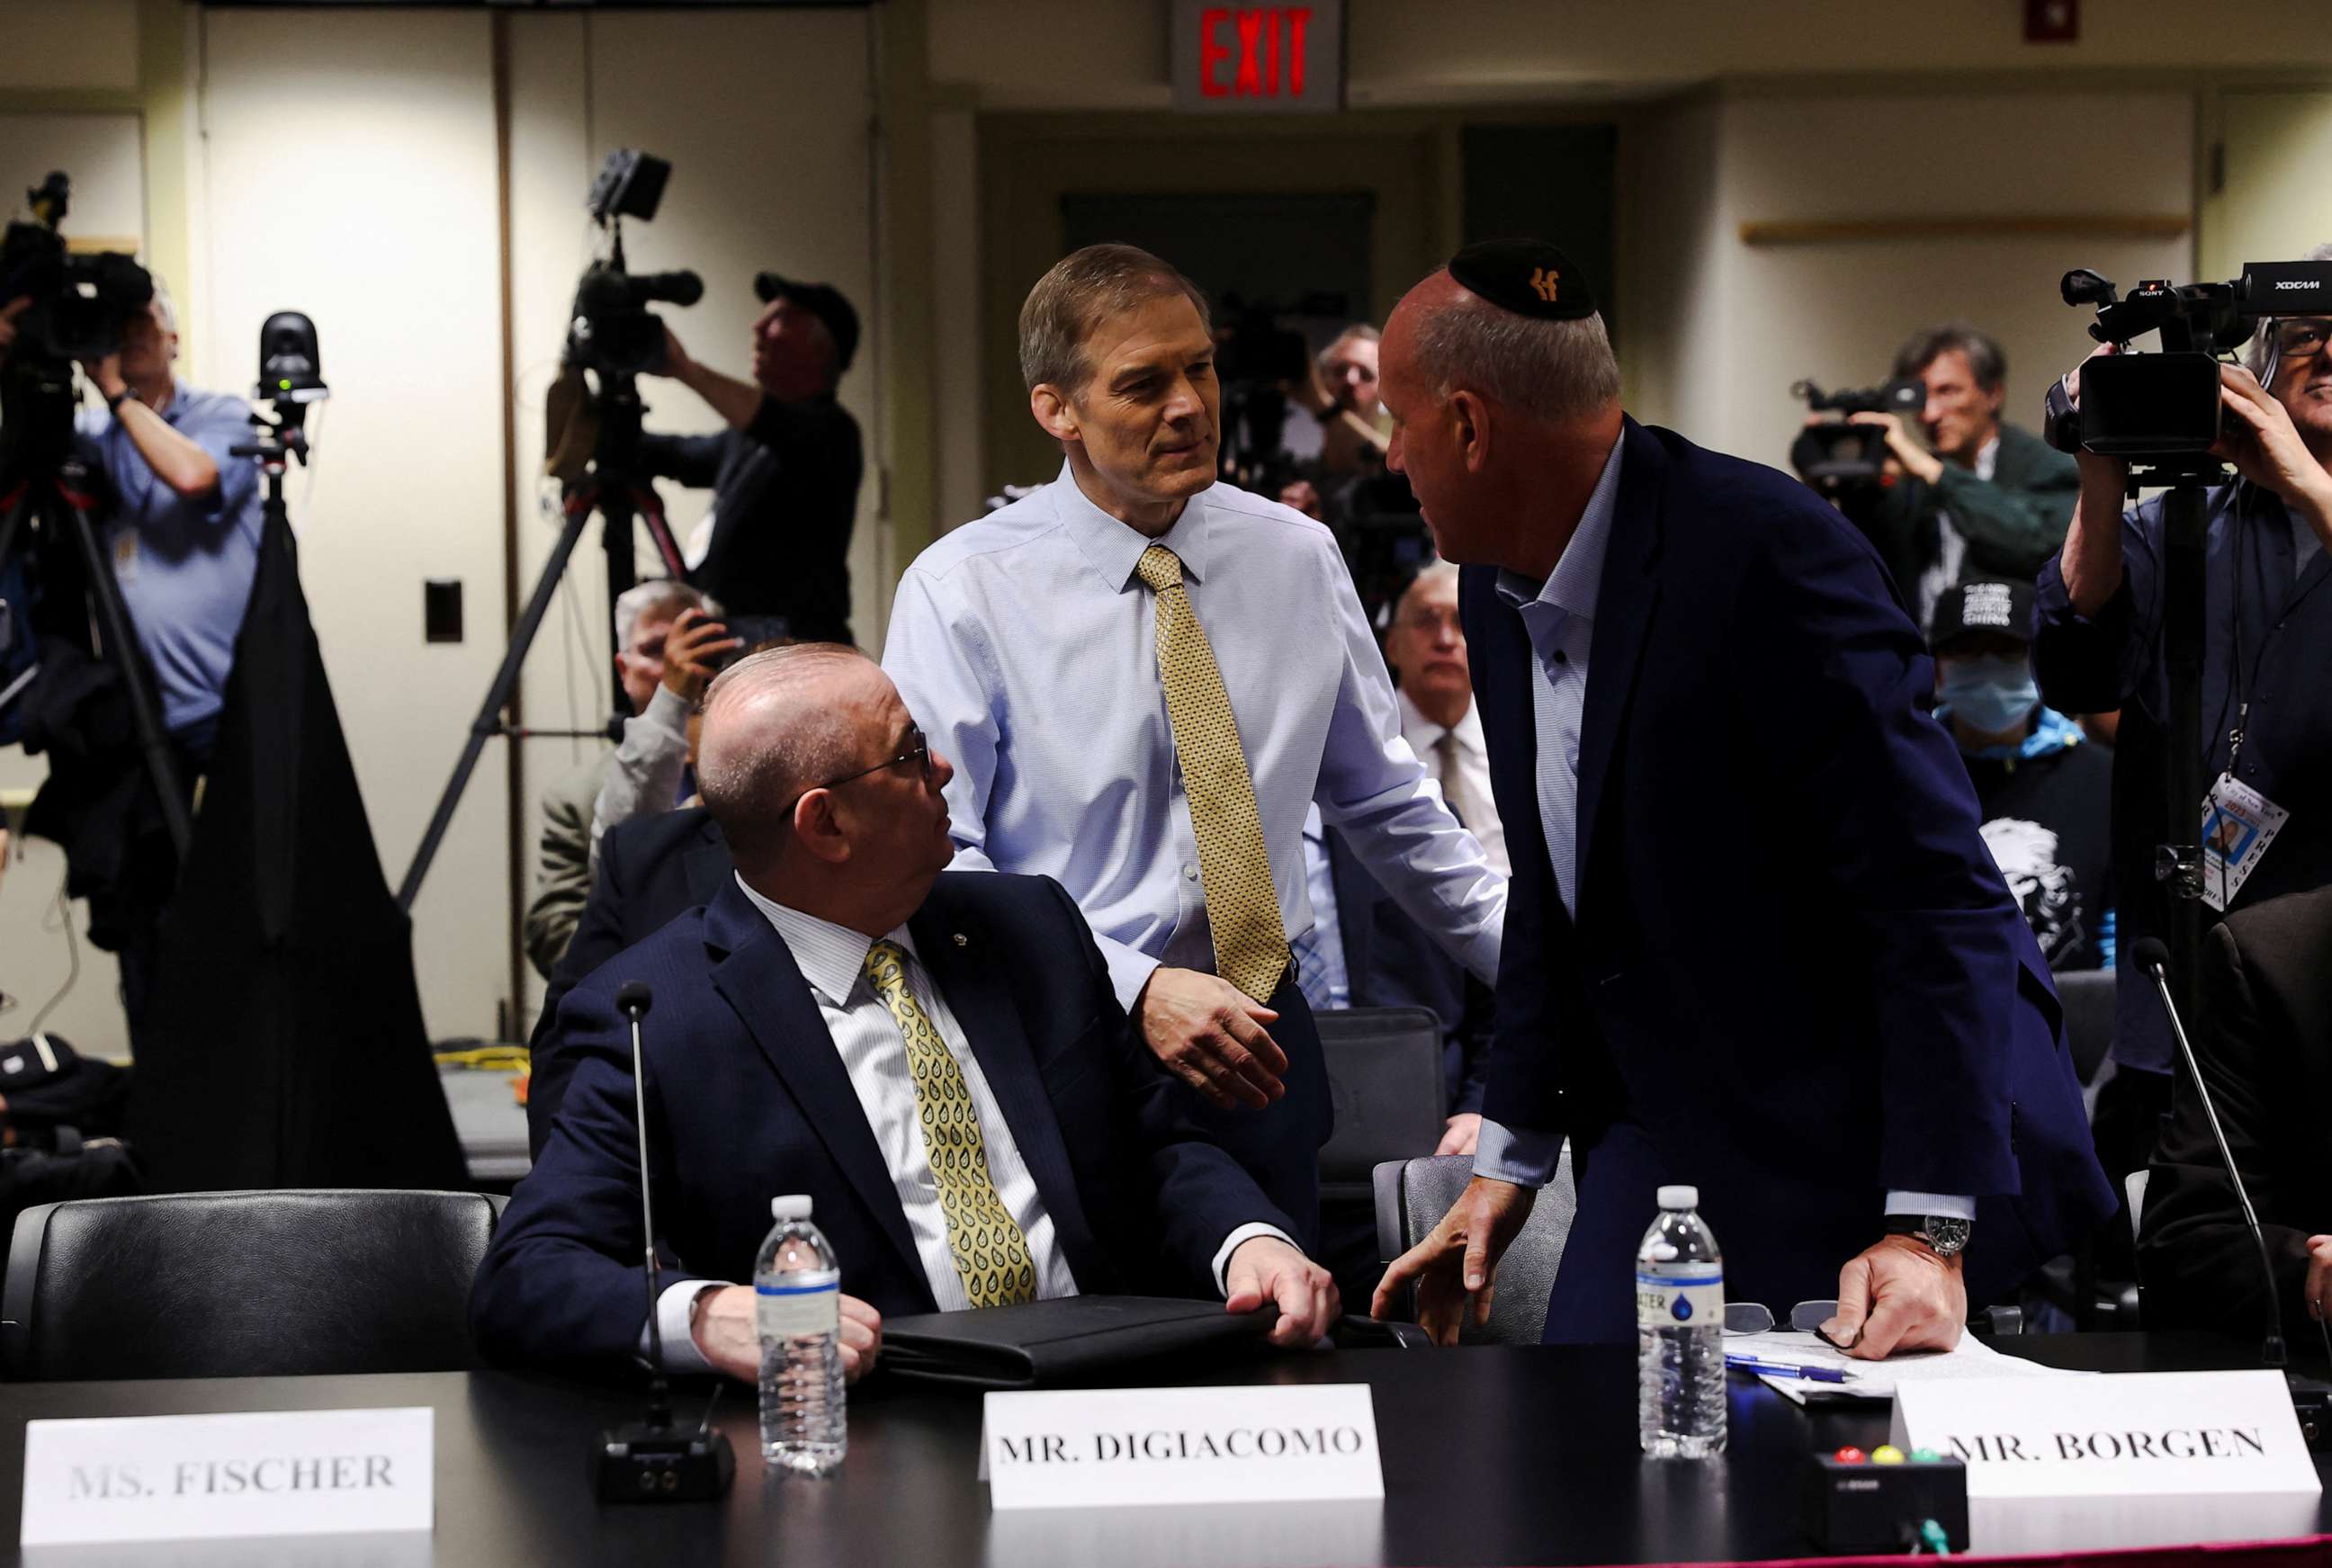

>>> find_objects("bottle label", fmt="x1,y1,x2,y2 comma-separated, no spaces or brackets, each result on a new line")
1636,1268,1723,1331
758,1277,840,1340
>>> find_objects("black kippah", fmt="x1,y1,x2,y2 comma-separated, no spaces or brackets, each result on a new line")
1447,238,1599,322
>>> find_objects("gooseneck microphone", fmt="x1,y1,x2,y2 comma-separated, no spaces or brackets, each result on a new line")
2129,937,2285,1370
593,981,737,1502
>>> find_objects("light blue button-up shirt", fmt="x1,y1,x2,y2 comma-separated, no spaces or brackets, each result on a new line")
75,380,265,736
1466,435,1972,1225
883,463,1504,1013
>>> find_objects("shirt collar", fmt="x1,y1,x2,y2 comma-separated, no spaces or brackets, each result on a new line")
1494,428,1625,623
731,872,918,1008
1973,433,2001,483
1051,459,1214,592
1396,686,1484,756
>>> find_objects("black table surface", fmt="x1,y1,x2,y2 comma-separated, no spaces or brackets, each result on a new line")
0,1334,2323,1567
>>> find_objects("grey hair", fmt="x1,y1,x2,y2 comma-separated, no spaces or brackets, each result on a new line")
613,578,714,652
1318,322,1379,370
1018,243,1213,396
1409,286,1620,424
2244,241,2332,379
1894,323,2007,392
695,642,876,863
147,273,178,337
1397,559,1460,614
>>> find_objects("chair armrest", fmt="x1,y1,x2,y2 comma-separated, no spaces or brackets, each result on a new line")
1332,1314,1431,1350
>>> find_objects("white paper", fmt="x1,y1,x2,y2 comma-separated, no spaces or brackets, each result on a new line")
21,1408,434,1546
1726,1327,2084,1404
981,1384,1383,1510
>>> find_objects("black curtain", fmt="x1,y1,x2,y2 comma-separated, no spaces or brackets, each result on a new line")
129,497,465,1191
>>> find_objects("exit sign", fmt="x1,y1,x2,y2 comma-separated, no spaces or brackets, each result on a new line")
1171,2,1344,114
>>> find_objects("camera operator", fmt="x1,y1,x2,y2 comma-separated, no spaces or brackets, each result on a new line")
0,279,262,1034
644,274,863,646
1847,324,2079,623
2033,242,2332,1143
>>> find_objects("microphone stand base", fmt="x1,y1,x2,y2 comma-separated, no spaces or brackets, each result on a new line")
592,1420,737,1503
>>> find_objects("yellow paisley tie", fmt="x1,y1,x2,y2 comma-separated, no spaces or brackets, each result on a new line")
1135,544,1290,1002
862,939,1037,1308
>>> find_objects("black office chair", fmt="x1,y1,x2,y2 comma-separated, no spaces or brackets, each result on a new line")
2,1189,508,1381
2057,967,2117,1087
1314,1007,1448,1204
1372,1148,1577,1346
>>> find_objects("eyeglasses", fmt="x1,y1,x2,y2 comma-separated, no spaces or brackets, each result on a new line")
779,725,933,816
1394,606,1463,636
1722,1300,1842,1336
2273,318,2331,361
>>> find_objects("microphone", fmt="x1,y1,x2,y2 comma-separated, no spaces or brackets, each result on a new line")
2130,938,2328,1448
593,981,738,1502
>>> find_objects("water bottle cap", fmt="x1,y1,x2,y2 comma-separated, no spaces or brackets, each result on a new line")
1656,1184,1699,1211
770,1195,812,1221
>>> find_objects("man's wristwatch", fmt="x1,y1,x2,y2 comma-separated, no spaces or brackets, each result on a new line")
1886,1214,1973,1259
104,386,138,416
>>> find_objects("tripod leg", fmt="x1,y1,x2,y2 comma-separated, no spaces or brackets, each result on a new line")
397,496,596,912
56,489,193,865
599,489,638,737
2159,481,2210,1027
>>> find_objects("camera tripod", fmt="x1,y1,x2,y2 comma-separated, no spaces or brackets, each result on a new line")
394,368,686,912
0,398,193,868
2151,474,2213,1030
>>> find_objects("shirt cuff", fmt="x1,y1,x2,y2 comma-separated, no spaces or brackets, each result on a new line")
641,683,693,740
1470,1119,1562,1188
1885,1191,1978,1223
641,1279,726,1375
1211,1223,1298,1296
1105,941,1165,1017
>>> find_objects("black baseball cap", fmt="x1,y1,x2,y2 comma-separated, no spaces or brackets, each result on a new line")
1928,578,2036,650
753,272,859,374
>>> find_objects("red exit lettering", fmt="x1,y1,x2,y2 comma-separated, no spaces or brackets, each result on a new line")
1197,7,1316,101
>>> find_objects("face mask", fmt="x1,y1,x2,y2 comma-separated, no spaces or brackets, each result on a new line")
1937,653,2038,735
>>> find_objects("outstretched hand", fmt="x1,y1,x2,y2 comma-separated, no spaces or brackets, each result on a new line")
1369,1176,1535,1345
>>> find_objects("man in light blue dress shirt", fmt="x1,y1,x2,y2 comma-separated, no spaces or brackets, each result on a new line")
883,245,1505,1237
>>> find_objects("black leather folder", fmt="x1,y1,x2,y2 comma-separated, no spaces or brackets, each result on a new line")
878,1295,1279,1390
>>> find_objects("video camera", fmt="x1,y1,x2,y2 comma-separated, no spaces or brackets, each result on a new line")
1788,376,1924,497
1,173,154,475
562,150,703,380
2046,261,2332,479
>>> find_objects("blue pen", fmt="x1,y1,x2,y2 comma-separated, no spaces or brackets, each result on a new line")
1724,1355,1855,1384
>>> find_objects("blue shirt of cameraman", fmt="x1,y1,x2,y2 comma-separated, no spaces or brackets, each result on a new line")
75,379,264,739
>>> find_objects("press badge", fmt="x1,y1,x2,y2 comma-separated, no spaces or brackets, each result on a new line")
110,529,139,585
2200,774,2289,911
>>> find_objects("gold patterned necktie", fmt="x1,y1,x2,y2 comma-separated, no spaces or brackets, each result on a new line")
862,939,1037,1309
1134,544,1290,1002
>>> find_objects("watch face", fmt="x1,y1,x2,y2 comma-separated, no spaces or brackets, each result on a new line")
1924,1216,1972,1256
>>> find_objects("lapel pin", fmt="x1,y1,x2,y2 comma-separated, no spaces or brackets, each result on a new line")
953,932,969,947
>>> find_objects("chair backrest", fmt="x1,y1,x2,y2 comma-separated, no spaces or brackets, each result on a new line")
2,1189,507,1381
1371,1148,1577,1346
1314,1008,1446,1187
2124,1169,2150,1244
2056,968,2117,1086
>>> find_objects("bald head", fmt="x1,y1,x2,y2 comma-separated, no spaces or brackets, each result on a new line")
1387,270,1620,426
697,644,884,865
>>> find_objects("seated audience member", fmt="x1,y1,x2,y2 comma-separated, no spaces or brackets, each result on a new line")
1851,324,2079,625
474,645,1339,1383
526,803,731,1158
1928,579,2113,972
2137,883,2332,1346
586,605,747,877
524,580,717,978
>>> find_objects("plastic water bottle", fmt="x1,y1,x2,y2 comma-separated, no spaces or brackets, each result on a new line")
756,1195,845,1474
1637,1183,1727,1458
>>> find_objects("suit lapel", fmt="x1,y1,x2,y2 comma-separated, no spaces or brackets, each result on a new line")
905,885,1109,1288
702,883,924,1286
683,819,731,906
1574,418,1666,918
1460,563,1548,884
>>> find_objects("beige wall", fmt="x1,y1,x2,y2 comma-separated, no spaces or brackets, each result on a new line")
932,0,2332,105
0,0,139,92
1622,87,2195,468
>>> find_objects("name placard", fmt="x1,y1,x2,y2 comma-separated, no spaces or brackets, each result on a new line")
1891,1372,2319,1552
21,1407,434,1546
980,1384,1382,1510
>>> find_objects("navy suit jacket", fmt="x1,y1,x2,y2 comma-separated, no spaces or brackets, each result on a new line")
1323,827,1494,1114
1463,418,2114,1321
526,807,732,1158
473,872,1295,1375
